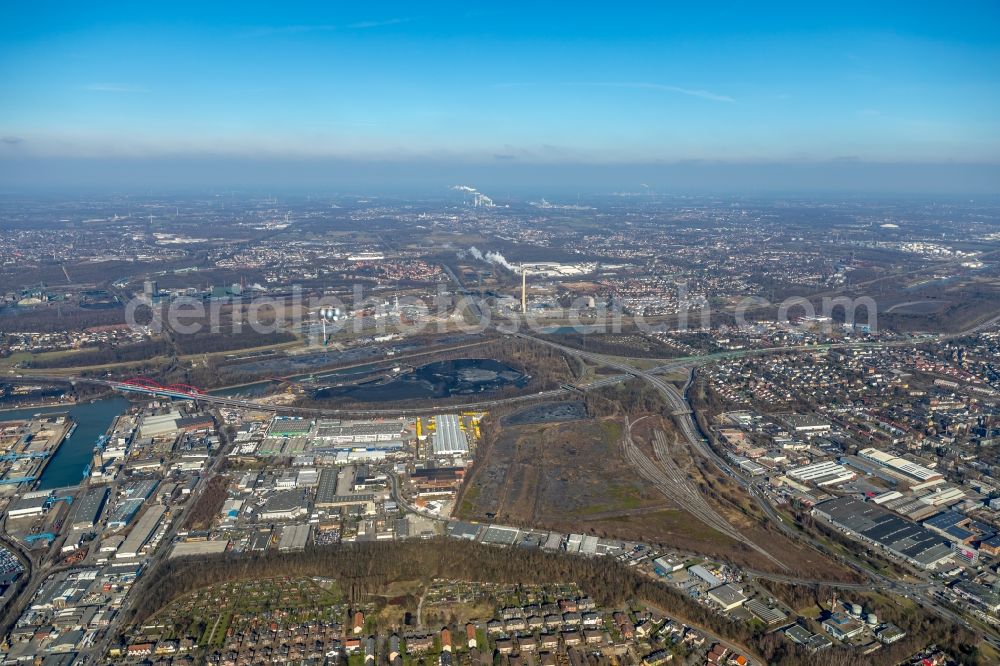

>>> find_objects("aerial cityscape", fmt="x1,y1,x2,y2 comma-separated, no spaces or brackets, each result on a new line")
1,3,999,666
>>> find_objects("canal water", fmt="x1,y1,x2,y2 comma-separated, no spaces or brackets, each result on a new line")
0,397,129,489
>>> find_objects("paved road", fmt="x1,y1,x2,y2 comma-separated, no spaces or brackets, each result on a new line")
9,313,997,654
75,410,235,664
12,306,996,417
620,418,786,568
389,466,773,663
0,522,35,639
8,371,630,419
519,330,1000,647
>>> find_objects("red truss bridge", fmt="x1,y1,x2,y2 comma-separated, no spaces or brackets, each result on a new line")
114,377,208,398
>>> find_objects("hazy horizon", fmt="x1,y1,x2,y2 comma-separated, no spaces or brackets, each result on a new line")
3,2,999,194
1,157,999,197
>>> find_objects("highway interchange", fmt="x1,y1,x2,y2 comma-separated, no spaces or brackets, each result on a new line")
517,330,1000,650
4,310,1000,654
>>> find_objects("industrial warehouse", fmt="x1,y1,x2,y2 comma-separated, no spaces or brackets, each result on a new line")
431,414,470,456
813,496,955,570
786,460,856,487
312,420,404,444
68,487,108,530
115,506,166,560
247,416,421,463
857,448,945,486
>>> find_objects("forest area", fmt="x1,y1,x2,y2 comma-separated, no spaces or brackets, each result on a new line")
182,475,230,531
128,539,988,666
23,339,173,368
539,330,688,359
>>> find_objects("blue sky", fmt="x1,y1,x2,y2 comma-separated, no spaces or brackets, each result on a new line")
1,2,999,191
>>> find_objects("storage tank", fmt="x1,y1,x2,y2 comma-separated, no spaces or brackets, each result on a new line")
850,603,863,617
866,613,878,626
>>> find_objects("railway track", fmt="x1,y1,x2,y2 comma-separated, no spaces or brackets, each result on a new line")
619,418,786,569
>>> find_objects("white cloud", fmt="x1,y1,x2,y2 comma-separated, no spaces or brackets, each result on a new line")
241,24,338,37
347,18,410,29
493,81,735,103
81,83,149,93
243,18,408,37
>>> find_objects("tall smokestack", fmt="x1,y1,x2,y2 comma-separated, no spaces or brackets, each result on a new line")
521,265,527,314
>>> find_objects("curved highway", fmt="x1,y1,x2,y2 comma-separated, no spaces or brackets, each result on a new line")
6,372,630,418
517,331,1000,648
